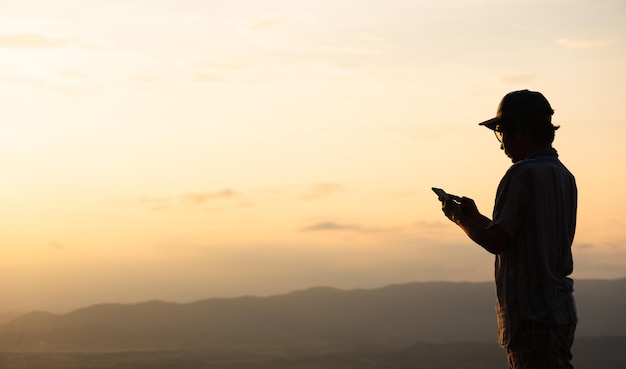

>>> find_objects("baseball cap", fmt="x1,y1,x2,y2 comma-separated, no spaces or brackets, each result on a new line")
478,89,554,130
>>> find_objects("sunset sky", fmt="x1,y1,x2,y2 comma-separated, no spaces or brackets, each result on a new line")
1,0,625,313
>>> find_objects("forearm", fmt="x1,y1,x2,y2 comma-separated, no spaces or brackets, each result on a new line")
441,196,509,254
467,212,491,228
450,212,507,254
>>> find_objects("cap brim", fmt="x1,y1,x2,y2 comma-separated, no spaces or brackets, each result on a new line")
478,117,499,130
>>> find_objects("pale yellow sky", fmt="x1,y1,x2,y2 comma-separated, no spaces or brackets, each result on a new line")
1,0,625,312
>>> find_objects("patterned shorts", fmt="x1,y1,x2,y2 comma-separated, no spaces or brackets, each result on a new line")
506,320,576,369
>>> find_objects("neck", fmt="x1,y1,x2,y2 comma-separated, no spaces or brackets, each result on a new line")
523,143,551,159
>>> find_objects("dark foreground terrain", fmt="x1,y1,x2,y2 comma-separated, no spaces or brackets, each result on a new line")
1,337,625,369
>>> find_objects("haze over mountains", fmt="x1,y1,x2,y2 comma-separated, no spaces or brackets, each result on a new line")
1,278,625,352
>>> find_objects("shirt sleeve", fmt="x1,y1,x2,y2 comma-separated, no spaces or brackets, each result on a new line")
489,167,526,239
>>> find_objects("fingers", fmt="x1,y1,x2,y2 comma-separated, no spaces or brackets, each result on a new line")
441,198,459,220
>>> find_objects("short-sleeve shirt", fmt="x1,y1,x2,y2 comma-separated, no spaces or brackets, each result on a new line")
489,148,578,348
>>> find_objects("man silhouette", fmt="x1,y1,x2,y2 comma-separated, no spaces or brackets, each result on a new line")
440,90,577,368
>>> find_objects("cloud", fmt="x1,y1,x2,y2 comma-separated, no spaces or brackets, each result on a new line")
236,15,382,56
190,61,243,70
191,72,224,84
0,33,73,49
323,60,362,70
138,189,241,211
179,189,239,205
299,183,344,200
187,60,264,85
557,37,611,49
49,241,67,250
301,221,361,232
300,221,393,233
413,220,450,230
574,243,595,251
244,16,290,32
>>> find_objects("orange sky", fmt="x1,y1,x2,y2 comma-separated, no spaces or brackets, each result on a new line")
1,0,625,312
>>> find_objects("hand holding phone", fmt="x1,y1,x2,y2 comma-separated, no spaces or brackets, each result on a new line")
432,187,460,203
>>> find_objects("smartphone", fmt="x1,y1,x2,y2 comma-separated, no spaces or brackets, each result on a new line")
432,187,460,203
431,187,450,202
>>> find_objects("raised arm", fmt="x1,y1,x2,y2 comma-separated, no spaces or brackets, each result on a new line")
442,196,510,254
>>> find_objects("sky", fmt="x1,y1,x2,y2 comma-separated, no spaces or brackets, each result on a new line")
1,0,625,313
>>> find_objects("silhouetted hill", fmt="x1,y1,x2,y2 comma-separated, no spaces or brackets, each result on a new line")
0,312,23,325
0,279,624,351
574,279,626,336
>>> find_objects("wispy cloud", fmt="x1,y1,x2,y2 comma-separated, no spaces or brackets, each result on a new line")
575,243,595,250
191,72,224,84
413,220,450,230
179,189,239,205
236,15,383,55
300,221,393,233
0,33,73,49
138,189,241,211
190,61,243,70
244,16,290,32
187,60,254,84
557,37,611,49
299,183,344,200
301,221,360,232
49,241,67,250
188,16,380,85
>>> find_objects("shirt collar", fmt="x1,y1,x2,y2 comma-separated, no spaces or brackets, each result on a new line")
527,147,558,160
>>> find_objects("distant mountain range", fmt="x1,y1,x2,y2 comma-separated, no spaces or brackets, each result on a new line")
1,278,624,351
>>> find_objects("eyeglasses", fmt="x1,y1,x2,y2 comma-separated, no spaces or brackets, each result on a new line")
494,123,508,143
494,130,504,143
